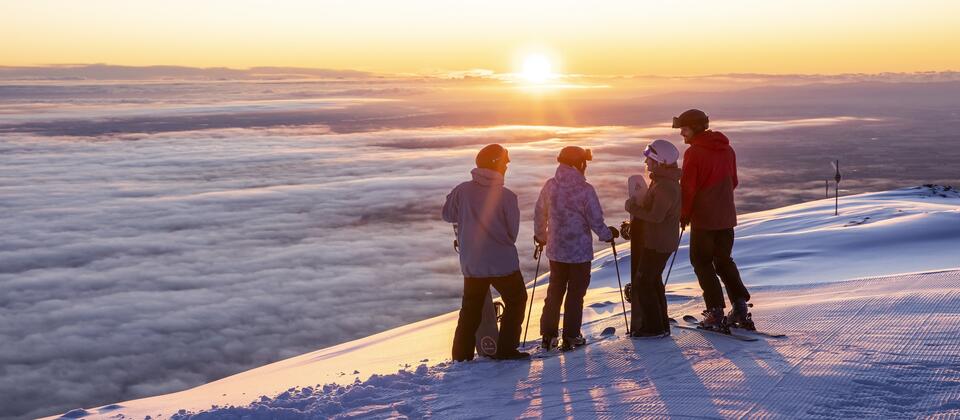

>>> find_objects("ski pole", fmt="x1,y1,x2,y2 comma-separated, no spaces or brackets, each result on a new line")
522,241,544,349
663,227,685,288
610,240,630,335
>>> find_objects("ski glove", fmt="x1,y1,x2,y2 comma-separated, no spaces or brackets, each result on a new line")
607,226,620,242
619,221,632,241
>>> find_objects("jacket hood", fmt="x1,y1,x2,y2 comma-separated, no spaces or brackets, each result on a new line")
554,164,586,187
650,165,682,182
690,130,731,151
471,167,504,187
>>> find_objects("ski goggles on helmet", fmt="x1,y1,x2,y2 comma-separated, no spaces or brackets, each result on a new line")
672,109,709,129
643,144,664,163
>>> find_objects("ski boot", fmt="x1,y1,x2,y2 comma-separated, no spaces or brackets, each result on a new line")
560,335,586,351
493,349,531,360
699,307,730,333
631,330,669,339
726,299,756,330
541,335,559,351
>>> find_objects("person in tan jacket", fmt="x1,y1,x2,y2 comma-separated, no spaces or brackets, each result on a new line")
624,139,682,337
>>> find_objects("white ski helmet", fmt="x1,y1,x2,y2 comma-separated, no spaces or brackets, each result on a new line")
643,139,680,165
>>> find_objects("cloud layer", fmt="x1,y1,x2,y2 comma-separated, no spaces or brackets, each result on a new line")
2,78,959,419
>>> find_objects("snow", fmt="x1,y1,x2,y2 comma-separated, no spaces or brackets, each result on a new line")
52,185,960,419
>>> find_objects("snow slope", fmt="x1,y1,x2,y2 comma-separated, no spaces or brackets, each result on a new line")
54,186,960,419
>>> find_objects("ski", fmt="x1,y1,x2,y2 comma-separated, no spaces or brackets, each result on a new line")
733,328,787,339
528,326,616,359
683,314,787,339
672,324,759,341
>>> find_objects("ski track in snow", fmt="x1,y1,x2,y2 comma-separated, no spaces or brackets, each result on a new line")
147,270,960,419
55,186,960,419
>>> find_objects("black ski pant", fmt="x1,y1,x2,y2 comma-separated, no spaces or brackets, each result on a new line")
452,271,527,361
631,248,671,335
689,227,750,309
629,217,644,282
540,261,592,340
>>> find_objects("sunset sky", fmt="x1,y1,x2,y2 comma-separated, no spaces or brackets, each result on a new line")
3,0,959,76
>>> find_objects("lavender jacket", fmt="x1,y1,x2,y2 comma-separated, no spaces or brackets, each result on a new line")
534,164,614,264
442,168,521,278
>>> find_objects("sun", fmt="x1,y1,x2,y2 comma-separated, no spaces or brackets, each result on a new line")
520,54,554,84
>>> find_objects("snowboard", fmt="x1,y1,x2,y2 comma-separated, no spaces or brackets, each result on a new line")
627,174,648,281
474,289,500,358
628,174,648,203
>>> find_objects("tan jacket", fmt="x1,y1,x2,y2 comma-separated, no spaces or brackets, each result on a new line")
625,166,682,253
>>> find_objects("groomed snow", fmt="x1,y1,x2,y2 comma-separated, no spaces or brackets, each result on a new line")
55,185,960,419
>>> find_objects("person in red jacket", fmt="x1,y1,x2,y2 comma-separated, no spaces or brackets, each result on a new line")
673,109,754,332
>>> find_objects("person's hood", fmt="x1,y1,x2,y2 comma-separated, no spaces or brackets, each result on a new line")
650,165,682,182
471,167,504,186
554,164,586,187
690,130,731,151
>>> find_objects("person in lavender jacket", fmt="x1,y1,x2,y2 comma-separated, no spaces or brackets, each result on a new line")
443,144,529,361
534,146,618,351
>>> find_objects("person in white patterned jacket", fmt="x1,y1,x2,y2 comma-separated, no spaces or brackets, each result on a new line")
534,146,618,351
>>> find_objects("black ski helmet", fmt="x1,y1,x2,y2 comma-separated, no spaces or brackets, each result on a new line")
476,144,510,171
672,109,709,131
557,146,592,167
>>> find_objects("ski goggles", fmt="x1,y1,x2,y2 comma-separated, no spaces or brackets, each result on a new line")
642,144,663,163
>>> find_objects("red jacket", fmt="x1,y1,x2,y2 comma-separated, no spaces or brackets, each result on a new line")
680,130,738,230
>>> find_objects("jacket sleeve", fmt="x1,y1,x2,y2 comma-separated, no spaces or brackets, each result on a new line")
504,190,520,243
680,149,699,223
586,186,613,242
627,184,672,223
441,187,458,223
533,181,550,242
731,148,739,189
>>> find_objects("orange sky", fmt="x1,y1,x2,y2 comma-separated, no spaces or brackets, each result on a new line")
3,0,959,75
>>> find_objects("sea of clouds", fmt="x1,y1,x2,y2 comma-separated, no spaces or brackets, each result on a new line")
2,75,959,418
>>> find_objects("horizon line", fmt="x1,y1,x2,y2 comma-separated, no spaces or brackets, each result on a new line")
2,63,960,82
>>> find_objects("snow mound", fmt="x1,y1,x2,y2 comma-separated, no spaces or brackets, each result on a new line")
171,364,436,419
596,184,960,291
